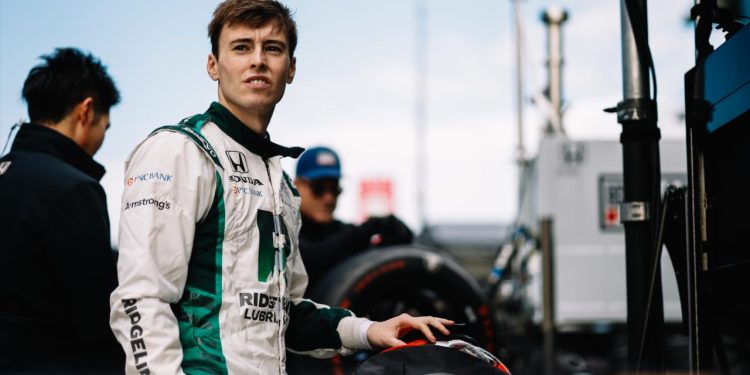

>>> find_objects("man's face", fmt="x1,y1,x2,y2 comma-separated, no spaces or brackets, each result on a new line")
296,178,342,224
82,112,109,156
207,22,296,116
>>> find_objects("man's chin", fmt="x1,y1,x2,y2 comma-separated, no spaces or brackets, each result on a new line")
240,93,282,107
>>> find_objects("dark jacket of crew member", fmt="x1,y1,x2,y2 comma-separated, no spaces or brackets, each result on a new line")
0,48,123,373
295,147,413,292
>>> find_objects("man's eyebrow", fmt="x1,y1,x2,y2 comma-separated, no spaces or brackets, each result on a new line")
262,39,287,48
230,38,254,45
229,38,287,46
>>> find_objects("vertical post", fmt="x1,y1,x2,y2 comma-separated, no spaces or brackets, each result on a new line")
415,1,428,233
512,0,526,163
541,7,568,135
683,68,705,375
685,1,713,372
540,217,555,375
617,0,664,372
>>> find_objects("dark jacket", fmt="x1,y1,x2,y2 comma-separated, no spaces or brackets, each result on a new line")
298,215,372,292
0,123,123,373
298,213,415,295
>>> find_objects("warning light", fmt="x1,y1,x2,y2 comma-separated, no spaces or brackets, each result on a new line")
606,207,619,225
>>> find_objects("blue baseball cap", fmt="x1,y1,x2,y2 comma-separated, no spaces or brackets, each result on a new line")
296,146,341,180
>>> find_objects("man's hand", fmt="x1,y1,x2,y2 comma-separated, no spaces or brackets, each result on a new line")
359,215,414,247
377,215,413,246
366,313,454,348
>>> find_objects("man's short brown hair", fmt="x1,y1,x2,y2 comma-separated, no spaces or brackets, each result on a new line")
208,0,297,59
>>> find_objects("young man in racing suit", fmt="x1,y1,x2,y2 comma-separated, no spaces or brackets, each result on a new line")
109,1,452,374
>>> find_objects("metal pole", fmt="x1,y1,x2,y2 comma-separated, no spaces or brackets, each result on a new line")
540,217,556,375
685,1,714,372
541,7,568,135
415,1,428,233
512,0,533,226
512,0,526,163
617,0,664,372
683,68,705,375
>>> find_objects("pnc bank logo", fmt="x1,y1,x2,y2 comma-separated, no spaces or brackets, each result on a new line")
226,151,248,174
231,185,263,197
126,172,173,187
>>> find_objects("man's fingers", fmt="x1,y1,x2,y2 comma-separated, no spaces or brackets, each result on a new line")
435,317,454,335
414,316,453,337
437,317,455,325
415,320,436,342
388,337,406,347
428,319,451,335
369,315,458,349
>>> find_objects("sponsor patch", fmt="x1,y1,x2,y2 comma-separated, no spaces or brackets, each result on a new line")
126,172,173,187
124,198,172,211
316,151,337,166
122,299,150,374
239,292,290,324
231,185,263,197
226,151,249,173
228,175,263,185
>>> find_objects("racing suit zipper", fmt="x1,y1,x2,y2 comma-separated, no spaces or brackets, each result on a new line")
264,159,286,374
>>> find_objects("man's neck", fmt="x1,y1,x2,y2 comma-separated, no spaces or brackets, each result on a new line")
38,118,76,143
219,99,274,135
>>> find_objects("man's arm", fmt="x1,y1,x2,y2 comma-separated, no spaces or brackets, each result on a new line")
285,291,453,357
285,223,449,358
109,133,215,375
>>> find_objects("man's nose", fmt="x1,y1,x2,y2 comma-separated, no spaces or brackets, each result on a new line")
250,49,267,69
320,191,338,203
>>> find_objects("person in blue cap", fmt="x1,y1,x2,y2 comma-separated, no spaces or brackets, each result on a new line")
295,146,414,290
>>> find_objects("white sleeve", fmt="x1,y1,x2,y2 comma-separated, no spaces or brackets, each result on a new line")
109,132,215,375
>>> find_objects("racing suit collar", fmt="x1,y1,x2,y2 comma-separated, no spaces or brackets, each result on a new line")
206,102,304,160
11,123,106,181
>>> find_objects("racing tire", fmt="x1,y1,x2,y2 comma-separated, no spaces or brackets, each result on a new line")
288,245,499,374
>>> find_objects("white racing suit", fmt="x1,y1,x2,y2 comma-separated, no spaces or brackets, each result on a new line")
110,102,371,375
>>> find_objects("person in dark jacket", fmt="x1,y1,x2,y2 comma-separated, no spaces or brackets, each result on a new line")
0,48,123,373
294,146,414,291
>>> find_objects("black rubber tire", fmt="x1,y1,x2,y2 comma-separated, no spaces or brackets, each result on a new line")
288,245,500,374
310,245,496,349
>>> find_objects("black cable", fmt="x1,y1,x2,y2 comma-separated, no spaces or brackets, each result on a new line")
1,122,21,156
623,0,658,102
635,186,675,372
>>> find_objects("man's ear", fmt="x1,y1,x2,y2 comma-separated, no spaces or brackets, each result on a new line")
207,53,219,81
74,97,96,127
66,97,95,147
287,56,296,84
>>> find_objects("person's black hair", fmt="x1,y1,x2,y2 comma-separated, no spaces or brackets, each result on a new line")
22,47,120,124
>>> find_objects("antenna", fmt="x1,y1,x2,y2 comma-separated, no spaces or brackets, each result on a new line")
541,6,568,135
415,1,428,233
512,0,527,163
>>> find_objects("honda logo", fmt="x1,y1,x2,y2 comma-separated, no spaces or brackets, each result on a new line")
226,151,248,173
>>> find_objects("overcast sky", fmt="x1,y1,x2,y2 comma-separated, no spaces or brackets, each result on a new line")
1,0,702,240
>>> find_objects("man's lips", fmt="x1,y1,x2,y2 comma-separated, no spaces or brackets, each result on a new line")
244,76,271,87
